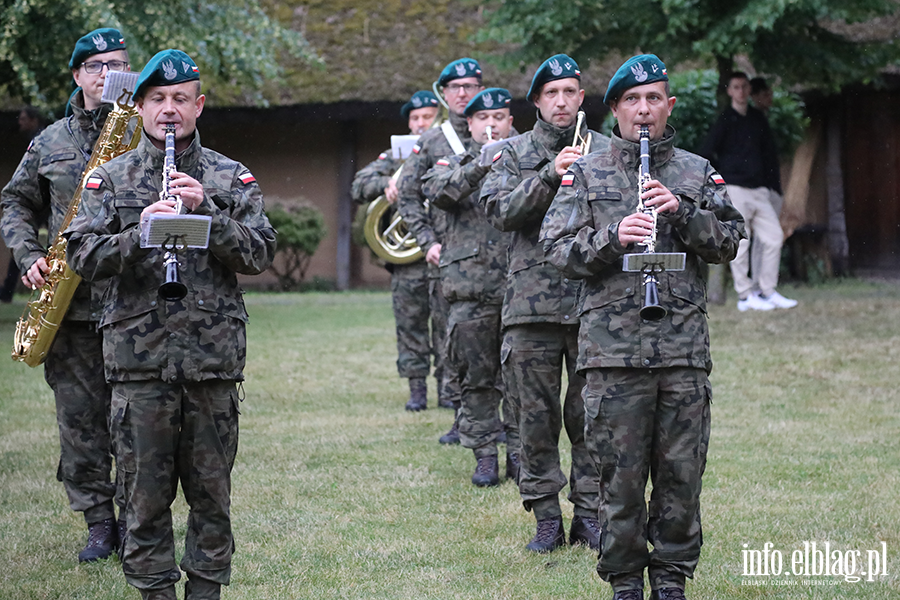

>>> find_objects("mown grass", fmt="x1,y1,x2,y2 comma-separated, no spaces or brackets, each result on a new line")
0,280,898,599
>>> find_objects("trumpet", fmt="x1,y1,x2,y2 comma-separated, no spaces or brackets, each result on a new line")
573,111,592,155
622,125,685,320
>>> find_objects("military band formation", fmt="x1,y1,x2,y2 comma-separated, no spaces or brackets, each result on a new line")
2,21,809,600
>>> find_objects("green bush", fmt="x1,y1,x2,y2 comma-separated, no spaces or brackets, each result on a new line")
602,69,809,158
266,202,327,291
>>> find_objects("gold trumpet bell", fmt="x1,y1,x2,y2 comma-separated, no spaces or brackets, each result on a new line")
363,196,424,264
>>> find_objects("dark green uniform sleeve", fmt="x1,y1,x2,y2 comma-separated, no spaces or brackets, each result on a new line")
350,149,397,205
540,160,625,279
396,142,438,253
481,144,557,232
422,152,490,210
1,137,52,272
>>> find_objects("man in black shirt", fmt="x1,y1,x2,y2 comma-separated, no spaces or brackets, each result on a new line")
699,72,797,311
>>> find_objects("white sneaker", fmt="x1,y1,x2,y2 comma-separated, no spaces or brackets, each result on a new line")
761,291,798,309
737,293,775,312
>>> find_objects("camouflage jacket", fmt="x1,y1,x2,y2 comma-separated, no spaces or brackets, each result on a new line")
350,148,400,205
396,112,473,254
64,131,276,383
0,91,121,321
539,126,745,373
481,115,609,327
422,145,509,305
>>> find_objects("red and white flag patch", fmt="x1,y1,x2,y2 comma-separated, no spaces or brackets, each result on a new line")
85,175,103,190
436,158,450,166
492,150,503,163
239,172,256,185
412,144,421,155
561,173,575,187
711,174,725,185
378,152,388,160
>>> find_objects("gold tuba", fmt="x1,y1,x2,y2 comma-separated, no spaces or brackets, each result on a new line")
12,76,141,366
362,87,447,264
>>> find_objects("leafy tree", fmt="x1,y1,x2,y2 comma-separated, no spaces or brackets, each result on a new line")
478,0,900,92
0,0,318,115
266,202,327,291
602,69,809,157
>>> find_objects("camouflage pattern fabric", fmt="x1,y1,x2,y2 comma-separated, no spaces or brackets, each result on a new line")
501,323,598,519
422,145,514,454
540,125,745,373
583,367,710,589
539,125,744,590
446,302,503,455
481,116,607,519
44,321,116,523
65,130,275,591
0,90,124,522
390,261,431,378
65,130,276,383
481,116,607,327
350,148,399,205
351,149,432,380
111,379,239,591
429,276,461,406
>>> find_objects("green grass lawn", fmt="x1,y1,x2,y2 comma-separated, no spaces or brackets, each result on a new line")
0,280,898,599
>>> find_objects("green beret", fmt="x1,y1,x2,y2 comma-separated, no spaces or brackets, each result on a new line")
134,49,200,99
527,54,581,102
68,28,126,69
603,54,668,106
464,88,511,116
438,58,483,87
400,91,439,118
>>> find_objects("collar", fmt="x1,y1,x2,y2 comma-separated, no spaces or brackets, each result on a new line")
532,111,583,155
71,90,112,132
449,111,472,140
609,124,677,170
138,128,203,174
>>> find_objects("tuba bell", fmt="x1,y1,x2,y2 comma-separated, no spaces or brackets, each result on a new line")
362,87,447,264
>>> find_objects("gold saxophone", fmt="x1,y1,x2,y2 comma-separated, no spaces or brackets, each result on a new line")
12,89,141,367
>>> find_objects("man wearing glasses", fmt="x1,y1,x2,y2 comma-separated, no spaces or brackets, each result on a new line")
1,28,131,563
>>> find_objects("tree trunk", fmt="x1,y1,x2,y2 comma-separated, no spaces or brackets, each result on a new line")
826,102,850,276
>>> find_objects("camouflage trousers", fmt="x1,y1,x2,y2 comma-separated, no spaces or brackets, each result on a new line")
390,261,431,379
111,380,239,592
583,367,711,592
446,302,517,456
43,320,117,524
429,274,462,406
501,323,599,520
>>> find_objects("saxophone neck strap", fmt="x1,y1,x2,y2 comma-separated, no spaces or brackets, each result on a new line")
440,121,466,156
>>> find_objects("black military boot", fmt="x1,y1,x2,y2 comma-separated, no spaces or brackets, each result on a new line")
438,420,460,445
569,514,601,551
405,377,427,411
471,455,500,487
525,516,565,553
649,588,686,600
185,577,221,600
613,590,645,600
505,451,520,481
140,587,178,600
78,518,117,562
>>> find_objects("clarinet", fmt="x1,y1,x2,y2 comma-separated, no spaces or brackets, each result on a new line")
633,125,666,320
158,124,188,301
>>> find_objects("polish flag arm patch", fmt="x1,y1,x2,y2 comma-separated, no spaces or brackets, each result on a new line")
436,158,450,167
561,173,575,187
412,144,421,155
85,175,103,190
239,172,256,185
711,174,725,185
378,152,388,160
492,150,503,163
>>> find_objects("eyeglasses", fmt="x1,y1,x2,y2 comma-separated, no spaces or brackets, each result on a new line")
81,60,129,74
444,83,481,95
